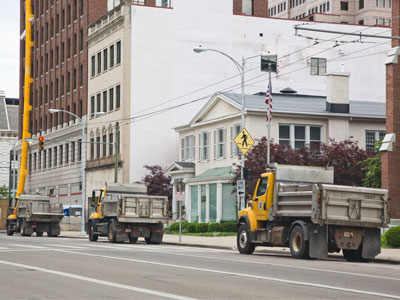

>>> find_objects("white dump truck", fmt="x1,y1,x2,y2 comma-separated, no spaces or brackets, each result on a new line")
237,164,390,261
6,194,64,237
88,183,168,244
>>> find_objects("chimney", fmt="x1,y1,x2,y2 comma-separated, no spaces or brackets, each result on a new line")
233,0,268,17
326,72,350,113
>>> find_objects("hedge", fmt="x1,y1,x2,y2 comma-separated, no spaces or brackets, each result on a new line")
196,223,209,233
167,221,237,233
187,223,196,233
385,226,400,248
208,223,223,232
222,222,236,233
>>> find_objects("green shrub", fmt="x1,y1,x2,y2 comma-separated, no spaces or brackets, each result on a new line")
385,226,400,248
208,222,223,232
181,221,189,231
187,223,196,233
170,222,180,232
164,226,172,234
222,222,236,232
196,223,209,233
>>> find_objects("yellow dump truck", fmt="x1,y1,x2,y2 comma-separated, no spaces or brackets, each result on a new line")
237,164,389,262
88,183,168,244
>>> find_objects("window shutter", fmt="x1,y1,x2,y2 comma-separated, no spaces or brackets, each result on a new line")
230,127,233,157
181,138,184,161
223,128,227,158
207,131,210,160
198,134,201,161
213,130,217,159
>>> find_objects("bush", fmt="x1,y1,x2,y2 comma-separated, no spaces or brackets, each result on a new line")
170,222,180,232
164,226,172,234
385,226,400,248
222,222,236,233
208,223,223,232
196,223,209,233
187,223,196,233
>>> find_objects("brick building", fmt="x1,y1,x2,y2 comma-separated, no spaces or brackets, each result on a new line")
382,1,400,223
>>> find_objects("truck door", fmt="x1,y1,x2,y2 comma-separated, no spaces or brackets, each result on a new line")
253,173,274,221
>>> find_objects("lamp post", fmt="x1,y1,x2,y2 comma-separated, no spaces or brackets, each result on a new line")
49,109,104,235
193,46,265,209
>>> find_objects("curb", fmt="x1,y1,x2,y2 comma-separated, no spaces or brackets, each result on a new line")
58,233,400,264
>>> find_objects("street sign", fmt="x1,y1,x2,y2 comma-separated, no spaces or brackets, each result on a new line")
236,180,245,197
233,128,255,155
176,192,185,202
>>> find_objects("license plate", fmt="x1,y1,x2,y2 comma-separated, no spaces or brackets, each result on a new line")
344,232,353,238
125,229,132,233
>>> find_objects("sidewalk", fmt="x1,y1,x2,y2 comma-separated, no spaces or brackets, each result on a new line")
60,231,400,264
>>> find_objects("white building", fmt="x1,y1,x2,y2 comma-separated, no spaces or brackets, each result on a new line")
167,72,386,222
126,0,389,182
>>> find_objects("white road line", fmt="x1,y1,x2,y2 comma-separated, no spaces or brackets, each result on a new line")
45,244,87,249
8,244,48,249
0,247,9,250
0,259,197,300
56,249,400,299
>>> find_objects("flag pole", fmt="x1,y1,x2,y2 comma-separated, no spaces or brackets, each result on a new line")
267,65,272,167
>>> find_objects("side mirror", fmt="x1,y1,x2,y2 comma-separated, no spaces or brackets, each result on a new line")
91,191,96,208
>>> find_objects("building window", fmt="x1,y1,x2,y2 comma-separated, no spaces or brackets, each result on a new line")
90,138,95,160
102,134,107,158
59,145,63,166
96,136,101,159
199,131,210,161
67,72,70,93
242,0,253,15
71,142,75,162
279,125,322,150
97,52,101,74
91,96,95,115
181,135,195,161
110,44,114,68
80,0,84,16
91,55,95,77
97,94,101,112
103,91,107,113
67,38,71,58
43,150,47,169
341,1,348,10
73,68,77,90
109,133,113,156
231,124,241,156
116,85,120,109
116,41,121,64
80,64,83,87
49,148,53,167
65,143,69,164
73,34,77,55
366,131,385,151
310,57,327,75
80,29,84,51
109,88,114,111
359,19,364,25
103,48,108,71
359,0,364,9
214,128,226,159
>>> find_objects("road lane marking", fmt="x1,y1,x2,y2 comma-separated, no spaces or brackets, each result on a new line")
0,259,197,300
0,247,8,250
8,244,48,249
45,244,87,249
56,249,400,299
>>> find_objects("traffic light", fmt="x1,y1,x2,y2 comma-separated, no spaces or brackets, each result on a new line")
38,136,44,151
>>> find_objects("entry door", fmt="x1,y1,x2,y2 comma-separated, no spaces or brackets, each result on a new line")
254,176,269,221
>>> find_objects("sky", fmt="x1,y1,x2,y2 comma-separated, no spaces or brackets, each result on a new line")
0,2,20,98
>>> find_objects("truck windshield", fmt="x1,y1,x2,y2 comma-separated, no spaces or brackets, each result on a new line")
256,177,268,197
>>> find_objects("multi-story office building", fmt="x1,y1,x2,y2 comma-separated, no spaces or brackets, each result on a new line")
18,0,108,206
268,0,392,26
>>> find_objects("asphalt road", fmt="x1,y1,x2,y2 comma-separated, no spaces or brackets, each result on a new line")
0,234,399,300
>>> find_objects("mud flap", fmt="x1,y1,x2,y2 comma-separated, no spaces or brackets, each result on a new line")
362,228,381,260
308,224,328,259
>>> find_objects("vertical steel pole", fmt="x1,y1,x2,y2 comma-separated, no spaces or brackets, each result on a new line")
240,57,246,210
267,67,272,166
179,200,182,243
114,123,119,183
13,141,16,201
80,116,86,235
8,151,12,210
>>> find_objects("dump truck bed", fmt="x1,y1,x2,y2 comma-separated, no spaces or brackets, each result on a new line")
16,194,64,223
272,183,389,228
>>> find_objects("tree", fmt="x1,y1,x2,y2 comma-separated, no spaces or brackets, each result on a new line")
362,141,382,188
233,137,372,187
141,165,173,215
0,185,9,200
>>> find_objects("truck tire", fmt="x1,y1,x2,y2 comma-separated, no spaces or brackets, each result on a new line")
129,236,138,244
36,231,43,237
6,221,14,236
21,220,32,237
237,224,255,255
289,225,309,259
343,245,368,262
108,220,117,243
88,222,98,242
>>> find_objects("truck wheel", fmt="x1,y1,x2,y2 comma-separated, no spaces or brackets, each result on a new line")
343,245,368,262
6,222,14,236
289,225,309,259
21,220,32,237
108,220,117,243
88,222,98,242
129,236,138,244
36,232,43,237
237,224,255,255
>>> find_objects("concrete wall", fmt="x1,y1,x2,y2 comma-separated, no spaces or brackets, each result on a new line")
129,0,389,181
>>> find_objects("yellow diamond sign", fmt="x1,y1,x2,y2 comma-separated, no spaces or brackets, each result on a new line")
233,128,255,155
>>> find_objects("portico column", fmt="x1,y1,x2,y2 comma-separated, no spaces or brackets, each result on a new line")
205,184,210,223
185,184,191,222
172,182,177,220
216,183,223,223
197,185,202,223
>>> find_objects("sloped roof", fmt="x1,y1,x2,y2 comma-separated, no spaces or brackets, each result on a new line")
0,97,19,132
223,92,385,119
196,166,233,178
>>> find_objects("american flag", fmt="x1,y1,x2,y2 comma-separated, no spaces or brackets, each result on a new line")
265,87,272,122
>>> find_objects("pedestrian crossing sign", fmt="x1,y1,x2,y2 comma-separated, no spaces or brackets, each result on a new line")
233,128,255,155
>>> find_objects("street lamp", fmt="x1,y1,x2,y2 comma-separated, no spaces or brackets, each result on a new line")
193,46,265,209
48,108,105,235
